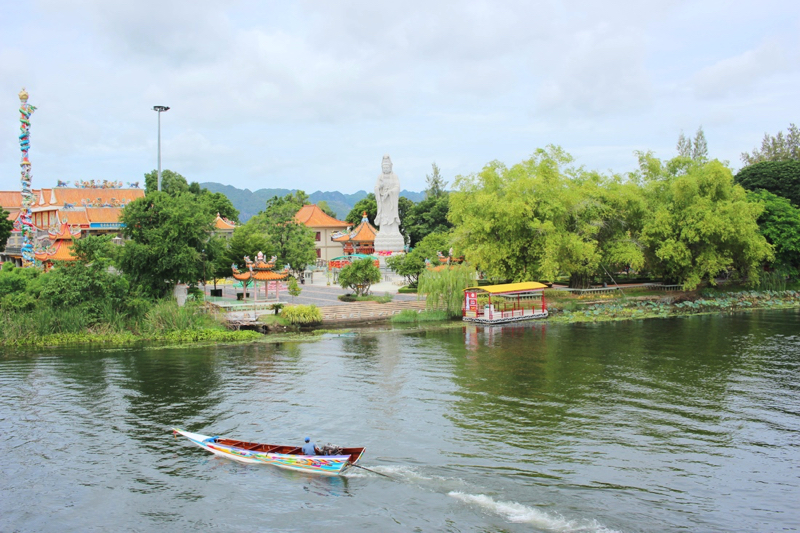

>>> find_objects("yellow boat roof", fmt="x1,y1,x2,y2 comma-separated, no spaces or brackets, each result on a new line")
465,282,548,294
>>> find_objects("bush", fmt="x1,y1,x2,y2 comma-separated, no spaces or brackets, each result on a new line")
281,304,323,325
338,258,381,296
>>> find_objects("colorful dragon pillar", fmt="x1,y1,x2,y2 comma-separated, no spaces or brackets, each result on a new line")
18,88,37,267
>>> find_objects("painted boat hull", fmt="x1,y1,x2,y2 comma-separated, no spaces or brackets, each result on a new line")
173,428,362,476
463,310,548,324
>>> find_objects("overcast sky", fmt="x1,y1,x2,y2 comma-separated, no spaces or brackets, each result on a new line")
1,0,798,194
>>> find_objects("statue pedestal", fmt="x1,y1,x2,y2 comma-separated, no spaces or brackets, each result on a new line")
374,230,405,254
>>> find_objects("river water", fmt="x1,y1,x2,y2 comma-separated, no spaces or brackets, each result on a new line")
1,310,798,532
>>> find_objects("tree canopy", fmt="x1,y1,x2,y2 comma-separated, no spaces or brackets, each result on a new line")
249,192,316,273
0,207,12,251
747,189,800,278
119,192,215,298
638,155,771,289
144,169,239,222
735,160,800,207
338,257,381,296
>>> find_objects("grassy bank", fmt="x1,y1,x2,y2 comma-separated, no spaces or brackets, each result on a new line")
0,300,261,348
548,290,800,323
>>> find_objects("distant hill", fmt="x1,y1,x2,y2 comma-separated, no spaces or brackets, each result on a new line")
201,182,425,222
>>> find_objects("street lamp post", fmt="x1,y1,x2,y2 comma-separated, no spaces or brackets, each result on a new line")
152,105,170,191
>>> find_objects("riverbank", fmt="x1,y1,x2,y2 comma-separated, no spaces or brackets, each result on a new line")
4,289,798,349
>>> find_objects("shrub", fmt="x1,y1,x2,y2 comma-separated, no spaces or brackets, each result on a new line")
281,304,323,325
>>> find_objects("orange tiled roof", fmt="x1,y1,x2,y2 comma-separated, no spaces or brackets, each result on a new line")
85,207,124,224
215,213,236,230
53,188,144,206
60,210,90,225
34,239,76,262
295,205,348,228
332,217,377,243
0,191,22,208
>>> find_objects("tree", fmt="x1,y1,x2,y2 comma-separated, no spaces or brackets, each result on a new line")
675,127,707,163
37,235,130,323
677,131,692,158
287,276,302,301
144,169,190,196
346,193,377,226
418,264,474,317
338,257,381,296
119,192,215,298
224,223,274,269
0,207,13,251
449,146,646,287
386,231,451,284
253,193,316,273
200,191,239,223
692,127,708,163
747,190,800,278
638,156,772,289
316,200,337,218
144,169,239,222
735,160,800,207
404,194,451,246
741,123,800,165
425,162,448,199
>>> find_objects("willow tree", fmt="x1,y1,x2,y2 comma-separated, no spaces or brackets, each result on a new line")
448,146,646,288
418,264,474,317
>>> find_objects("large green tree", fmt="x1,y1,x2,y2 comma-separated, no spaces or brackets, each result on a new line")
637,155,772,289
449,146,646,287
735,160,800,207
747,190,800,278
250,192,316,273
119,192,215,298
144,169,239,222
38,235,130,322
0,207,12,251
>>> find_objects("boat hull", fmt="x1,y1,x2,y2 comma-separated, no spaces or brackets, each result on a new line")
173,429,361,476
463,310,548,324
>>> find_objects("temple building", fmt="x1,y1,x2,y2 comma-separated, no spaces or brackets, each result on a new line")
331,211,377,255
214,213,237,239
0,185,144,266
293,204,348,262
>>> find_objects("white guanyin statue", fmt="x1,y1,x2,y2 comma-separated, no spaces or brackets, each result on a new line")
373,154,405,253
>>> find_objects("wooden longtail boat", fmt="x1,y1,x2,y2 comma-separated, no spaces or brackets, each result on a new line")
172,428,365,476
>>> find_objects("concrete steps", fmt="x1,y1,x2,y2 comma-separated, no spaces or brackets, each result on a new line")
318,300,428,323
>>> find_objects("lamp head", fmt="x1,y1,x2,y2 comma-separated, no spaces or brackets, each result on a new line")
153,105,170,112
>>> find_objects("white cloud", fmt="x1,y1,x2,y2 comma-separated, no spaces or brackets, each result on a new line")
693,40,788,99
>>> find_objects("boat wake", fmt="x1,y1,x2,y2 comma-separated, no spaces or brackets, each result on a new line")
448,492,620,533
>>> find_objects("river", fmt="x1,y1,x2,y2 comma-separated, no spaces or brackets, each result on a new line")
1,310,798,532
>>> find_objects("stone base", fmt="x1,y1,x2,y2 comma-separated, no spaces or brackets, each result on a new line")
374,230,405,253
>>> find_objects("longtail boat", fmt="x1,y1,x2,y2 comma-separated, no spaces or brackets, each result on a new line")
172,428,365,476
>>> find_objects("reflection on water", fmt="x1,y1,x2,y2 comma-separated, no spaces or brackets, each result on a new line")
1,310,799,532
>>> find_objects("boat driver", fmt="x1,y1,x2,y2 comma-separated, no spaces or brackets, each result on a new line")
302,437,318,455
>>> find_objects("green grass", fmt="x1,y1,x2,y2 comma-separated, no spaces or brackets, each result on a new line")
390,309,450,324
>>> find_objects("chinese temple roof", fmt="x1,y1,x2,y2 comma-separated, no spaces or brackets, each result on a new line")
215,213,237,230
331,212,377,243
34,239,75,262
295,204,348,228
0,187,144,211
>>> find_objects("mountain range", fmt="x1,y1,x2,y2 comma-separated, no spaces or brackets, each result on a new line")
200,182,425,222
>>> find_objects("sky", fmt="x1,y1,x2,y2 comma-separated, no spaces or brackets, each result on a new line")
0,0,798,194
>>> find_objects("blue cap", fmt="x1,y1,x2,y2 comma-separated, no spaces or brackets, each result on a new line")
304,437,310,442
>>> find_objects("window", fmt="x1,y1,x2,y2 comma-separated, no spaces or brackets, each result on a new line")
315,231,321,242
316,248,321,258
